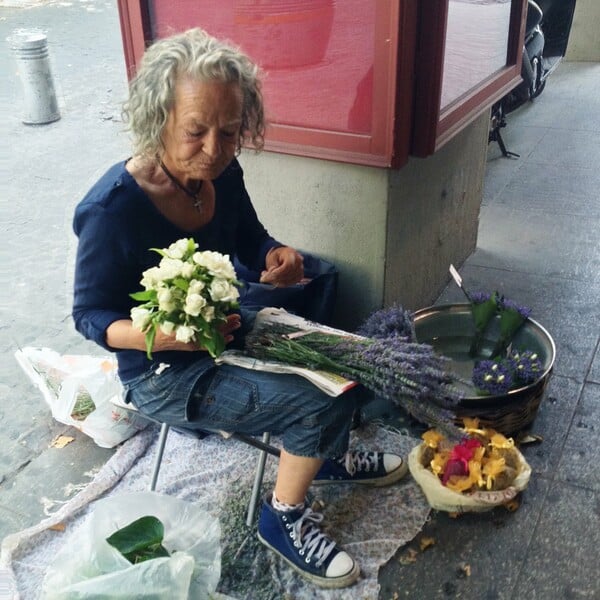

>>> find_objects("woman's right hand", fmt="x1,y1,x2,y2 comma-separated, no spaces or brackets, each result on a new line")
106,314,242,353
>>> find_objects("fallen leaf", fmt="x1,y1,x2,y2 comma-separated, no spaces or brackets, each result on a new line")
398,548,419,565
48,523,66,532
517,433,543,445
50,435,75,449
419,536,436,551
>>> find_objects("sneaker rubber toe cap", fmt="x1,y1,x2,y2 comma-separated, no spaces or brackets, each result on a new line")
325,550,356,578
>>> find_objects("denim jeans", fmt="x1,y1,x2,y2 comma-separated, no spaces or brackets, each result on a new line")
125,360,361,458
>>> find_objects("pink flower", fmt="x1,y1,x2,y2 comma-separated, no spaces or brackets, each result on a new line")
442,438,483,485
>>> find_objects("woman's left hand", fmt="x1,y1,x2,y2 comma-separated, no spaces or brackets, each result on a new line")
260,246,304,287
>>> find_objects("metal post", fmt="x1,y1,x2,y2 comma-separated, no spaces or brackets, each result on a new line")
9,29,61,125
246,432,271,527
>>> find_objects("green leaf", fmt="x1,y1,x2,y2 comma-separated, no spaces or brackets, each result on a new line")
145,326,157,360
171,277,190,292
106,516,170,564
130,290,155,301
469,293,498,356
186,237,197,256
471,294,498,332
490,308,528,357
150,247,168,258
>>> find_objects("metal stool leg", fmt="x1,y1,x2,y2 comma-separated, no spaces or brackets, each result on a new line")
149,422,170,491
246,432,271,527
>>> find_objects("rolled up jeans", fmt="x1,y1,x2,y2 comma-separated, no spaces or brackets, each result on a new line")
125,360,361,459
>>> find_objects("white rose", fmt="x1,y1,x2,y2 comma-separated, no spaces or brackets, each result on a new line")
157,257,184,280
157,287,177,312
159,320,176,335
175,325,196,343
166,238,194,259
193,251,236,279
140,266,162,290
181,261,195,278
201,305,216,322
131,307,151,331
188,279,205,295
210,279,239,303
184,292,207,317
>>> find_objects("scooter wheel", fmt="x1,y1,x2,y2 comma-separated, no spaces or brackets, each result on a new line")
531,78,546,99
529,56,546,99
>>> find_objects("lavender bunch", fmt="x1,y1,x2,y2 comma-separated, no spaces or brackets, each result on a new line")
355,304,416,341
507,349,543,385
472,360,514,395
244,324,464,438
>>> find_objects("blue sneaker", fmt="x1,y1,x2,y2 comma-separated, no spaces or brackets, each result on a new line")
313,451,407,486
257,495,360,589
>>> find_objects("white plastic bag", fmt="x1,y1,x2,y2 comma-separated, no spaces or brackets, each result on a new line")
15,347,148,448
41,491,222,599
408,443,532,513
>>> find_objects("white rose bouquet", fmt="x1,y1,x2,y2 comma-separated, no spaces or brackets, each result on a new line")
130,238,241,359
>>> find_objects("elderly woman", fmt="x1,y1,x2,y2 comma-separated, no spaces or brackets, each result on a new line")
72,28,406,589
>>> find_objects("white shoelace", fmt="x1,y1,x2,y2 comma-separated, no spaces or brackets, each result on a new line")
291,508,336,568
344,451,378,475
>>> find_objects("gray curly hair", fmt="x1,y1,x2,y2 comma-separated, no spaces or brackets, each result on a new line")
122,28,265,158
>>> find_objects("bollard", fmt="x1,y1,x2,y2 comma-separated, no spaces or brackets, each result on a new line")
9,29,61,125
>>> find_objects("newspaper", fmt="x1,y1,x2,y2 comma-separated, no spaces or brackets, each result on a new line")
215,307,359,396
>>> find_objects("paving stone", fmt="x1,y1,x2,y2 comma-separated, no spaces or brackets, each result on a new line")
555,382,600,492
379,476,550,600
515,480,600,599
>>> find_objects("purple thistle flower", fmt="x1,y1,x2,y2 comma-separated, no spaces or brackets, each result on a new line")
508,349,543,384
472,360,513,395
355,304,416,341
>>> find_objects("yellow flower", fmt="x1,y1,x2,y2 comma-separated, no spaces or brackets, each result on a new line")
445,475,474,493
430,451,449,476
489,433,515,449
462,417,486,436
468,459,485,488
422,429,445,449
482,457,506,490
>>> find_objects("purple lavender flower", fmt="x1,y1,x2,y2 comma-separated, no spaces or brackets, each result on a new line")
472,360,513,395
469,291,493,304
508,349,543,384
356,304,416,341
498,297,532,320
244,324,463,436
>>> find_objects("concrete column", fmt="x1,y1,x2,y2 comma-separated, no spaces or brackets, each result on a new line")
240,111,488,330
565,0,600,62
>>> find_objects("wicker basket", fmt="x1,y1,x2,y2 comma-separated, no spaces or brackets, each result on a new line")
414,303,556,435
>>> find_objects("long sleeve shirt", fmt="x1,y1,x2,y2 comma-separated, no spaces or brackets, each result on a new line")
72,158,281,382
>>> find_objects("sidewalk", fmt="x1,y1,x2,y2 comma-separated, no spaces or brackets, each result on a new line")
1,1,599,598
379,62,600,599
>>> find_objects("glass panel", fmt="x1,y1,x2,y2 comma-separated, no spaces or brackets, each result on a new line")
440,0,513,110
148,0,376,135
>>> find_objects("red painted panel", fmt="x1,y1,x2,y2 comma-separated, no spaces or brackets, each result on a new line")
149,1,374,135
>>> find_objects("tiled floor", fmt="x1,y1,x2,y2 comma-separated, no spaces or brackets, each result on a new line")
379,62,600,599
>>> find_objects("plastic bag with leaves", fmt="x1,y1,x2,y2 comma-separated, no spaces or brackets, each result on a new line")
41,491,223,599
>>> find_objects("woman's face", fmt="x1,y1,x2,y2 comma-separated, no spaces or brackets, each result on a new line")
161,76,243,181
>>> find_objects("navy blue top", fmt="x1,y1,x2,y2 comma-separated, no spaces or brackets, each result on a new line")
72,159,281,383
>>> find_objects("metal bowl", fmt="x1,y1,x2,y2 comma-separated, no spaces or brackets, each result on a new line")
413,303,556,413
